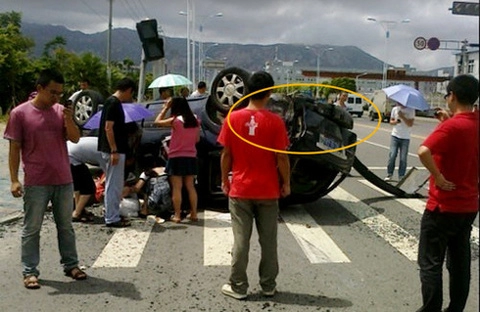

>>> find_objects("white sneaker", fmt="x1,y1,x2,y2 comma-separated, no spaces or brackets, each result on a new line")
384,176,392,182
221,284,247,300
261,288,276,297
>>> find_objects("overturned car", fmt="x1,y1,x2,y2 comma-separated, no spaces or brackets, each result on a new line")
135,67,357,206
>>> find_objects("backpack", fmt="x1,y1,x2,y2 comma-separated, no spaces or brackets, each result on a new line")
147,174,172,214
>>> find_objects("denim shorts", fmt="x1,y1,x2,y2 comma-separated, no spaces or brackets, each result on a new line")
166,157,198,176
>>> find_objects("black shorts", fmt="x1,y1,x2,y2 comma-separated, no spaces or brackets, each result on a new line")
165,157,198,176
70,164,96,195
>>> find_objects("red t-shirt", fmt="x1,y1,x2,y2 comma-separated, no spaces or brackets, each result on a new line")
422,112,479,213
218,108,289,199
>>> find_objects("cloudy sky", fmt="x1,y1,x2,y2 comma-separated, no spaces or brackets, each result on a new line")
2,0,478,71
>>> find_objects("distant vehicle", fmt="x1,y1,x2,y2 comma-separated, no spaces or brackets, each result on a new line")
368,90,394,122
345,94,364,117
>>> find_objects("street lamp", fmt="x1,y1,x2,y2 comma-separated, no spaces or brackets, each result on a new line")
306,46,334,99
201,43,219,81
179,3,193,82
198,12,223,83
355,72,368,91
367,17,410,88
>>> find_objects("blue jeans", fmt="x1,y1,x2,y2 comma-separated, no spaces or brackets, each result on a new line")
228,198,279,294
22,184,79,277
101,152,125,224
387,135,410,178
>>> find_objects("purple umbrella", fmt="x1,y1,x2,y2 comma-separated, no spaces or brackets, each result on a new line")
83,103,154,129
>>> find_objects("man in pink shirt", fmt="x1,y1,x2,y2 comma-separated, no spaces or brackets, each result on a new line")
4,69,87,289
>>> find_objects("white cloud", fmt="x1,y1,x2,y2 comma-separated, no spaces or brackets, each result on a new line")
2,0,478,71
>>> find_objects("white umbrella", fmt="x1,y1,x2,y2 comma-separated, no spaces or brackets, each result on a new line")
382,84,429,111
148,74,193,88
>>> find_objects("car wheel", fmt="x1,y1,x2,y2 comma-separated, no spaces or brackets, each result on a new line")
357,112,363,118
73,90,104,127
210,67,251,114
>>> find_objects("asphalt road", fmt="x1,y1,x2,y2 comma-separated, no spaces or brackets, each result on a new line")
0,117,478,312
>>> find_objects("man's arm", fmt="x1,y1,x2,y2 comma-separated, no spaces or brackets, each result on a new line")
64,106,80,143
276,153,291,197
418,145,455,191
105,120,120,165
8,140,23,197
220,147,232,195
398,110,414,127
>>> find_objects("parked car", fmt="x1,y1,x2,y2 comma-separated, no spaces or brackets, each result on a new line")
135,67,357,206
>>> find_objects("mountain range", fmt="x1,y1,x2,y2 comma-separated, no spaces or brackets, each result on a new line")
21,23,446,76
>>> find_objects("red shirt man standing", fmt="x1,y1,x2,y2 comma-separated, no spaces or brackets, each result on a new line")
218,71,290,300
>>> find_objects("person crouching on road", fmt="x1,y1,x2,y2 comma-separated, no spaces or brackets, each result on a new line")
154,96,200,223
416,74,479,312
218,71,291,300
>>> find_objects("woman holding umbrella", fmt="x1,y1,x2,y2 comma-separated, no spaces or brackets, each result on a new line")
154,96,200,223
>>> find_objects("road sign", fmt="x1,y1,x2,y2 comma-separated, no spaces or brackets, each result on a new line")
450,1,479,16
413,37,427,50
202,59,226,70
427,37,441,50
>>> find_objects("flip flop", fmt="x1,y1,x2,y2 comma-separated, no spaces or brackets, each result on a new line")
24,275,40,289
65,267,87,280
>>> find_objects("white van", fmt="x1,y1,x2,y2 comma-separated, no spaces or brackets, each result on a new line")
345,95,364,117
368,90,394,122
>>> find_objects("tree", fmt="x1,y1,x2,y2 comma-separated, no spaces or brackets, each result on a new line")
0,11,35,113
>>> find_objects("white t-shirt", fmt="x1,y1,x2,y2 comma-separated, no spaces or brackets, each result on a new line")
391,106,415,139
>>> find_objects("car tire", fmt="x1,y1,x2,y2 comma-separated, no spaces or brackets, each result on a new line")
201,97,224,135
210,67,251,114
73,90,104,127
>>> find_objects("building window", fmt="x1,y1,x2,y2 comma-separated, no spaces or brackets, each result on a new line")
468,59,475,74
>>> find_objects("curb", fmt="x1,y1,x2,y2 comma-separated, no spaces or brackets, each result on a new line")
0,211,23,225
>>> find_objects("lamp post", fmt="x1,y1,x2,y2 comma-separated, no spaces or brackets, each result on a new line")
367,17,410,89
306,46,334,99
179,2,193,82
355,72,368,91
198,12,223,83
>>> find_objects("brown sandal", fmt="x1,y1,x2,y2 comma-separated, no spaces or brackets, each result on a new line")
65,267,87,280
24,275,40,289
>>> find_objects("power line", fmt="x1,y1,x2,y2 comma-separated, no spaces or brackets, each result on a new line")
79,0,108,24
137,0,150,18
120,0,141,22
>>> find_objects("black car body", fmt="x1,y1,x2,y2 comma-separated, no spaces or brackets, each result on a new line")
135,67,357,206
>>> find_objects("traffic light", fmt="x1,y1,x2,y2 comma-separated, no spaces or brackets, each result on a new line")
136,19,165,61
450,1,479,16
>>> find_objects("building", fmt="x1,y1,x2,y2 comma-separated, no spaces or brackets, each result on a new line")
454,49,479,79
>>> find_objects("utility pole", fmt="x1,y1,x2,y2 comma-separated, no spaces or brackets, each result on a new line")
107,0,113,89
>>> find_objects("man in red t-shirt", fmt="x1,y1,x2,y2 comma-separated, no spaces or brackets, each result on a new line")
218,71,290,300
416,74,479,312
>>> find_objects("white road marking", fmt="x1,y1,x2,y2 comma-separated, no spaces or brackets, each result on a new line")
364,140,419,158
92,227,152,268
281,207,350,263
359,166,426,170
328,187,419,261
203,210,233,266
358,179,480,247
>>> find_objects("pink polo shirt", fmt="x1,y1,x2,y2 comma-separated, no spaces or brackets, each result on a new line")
3,101,72,186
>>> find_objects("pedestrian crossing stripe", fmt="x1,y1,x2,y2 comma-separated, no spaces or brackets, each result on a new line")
281,206,350,263
358,179,480,248
203,210,234,266
91,227,152,268
328,187,419,261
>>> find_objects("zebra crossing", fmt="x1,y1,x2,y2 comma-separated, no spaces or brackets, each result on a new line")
91,181,479,268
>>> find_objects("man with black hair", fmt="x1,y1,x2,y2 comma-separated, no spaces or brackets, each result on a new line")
98,77,136,227
218,71,290,300
4,69,87,288
416,74,479,312
190,81,207,97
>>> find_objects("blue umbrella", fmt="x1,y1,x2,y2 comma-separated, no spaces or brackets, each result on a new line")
83,103,154,129
382,84,429,111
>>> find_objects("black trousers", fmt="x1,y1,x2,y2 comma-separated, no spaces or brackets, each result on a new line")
417,208,477,312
